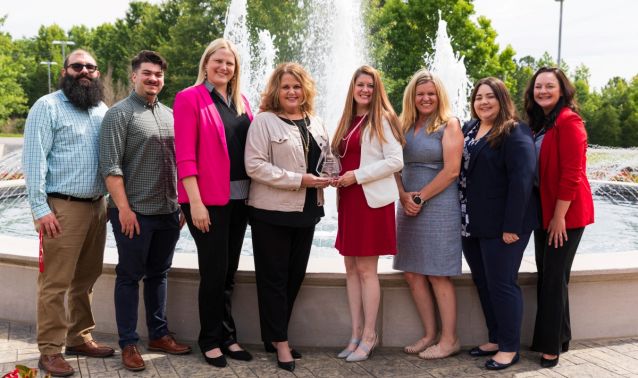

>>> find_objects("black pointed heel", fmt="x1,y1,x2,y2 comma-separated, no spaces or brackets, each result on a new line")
277,359,295,372
263,342,302,359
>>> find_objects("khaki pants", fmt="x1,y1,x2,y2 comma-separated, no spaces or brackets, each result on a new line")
37,197,107,354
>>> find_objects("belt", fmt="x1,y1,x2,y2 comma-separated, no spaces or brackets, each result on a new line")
47,192,104,203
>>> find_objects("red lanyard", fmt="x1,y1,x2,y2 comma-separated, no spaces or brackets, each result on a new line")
38,229,44,273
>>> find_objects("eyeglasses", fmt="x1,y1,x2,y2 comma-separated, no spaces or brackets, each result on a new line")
66,63,98,73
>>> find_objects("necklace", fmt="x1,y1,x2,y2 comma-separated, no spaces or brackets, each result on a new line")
281,112,310,167
337,114,367,158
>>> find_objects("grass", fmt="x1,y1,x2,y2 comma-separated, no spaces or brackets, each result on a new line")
0,133,23,138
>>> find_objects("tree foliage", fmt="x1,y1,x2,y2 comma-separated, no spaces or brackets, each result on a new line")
0,17,28,123
365,0,517,109
1,0,637,146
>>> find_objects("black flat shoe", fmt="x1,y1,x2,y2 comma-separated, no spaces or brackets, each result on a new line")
469,346,498,357
221,344,253,361
485,353,520,370
277,359,295,372
263,342,302,359
203,352,227,368
541,355,559,368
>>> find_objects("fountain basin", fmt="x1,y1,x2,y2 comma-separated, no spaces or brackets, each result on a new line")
1,234,637,347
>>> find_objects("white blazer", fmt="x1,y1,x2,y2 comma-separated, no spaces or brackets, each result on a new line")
353,118,404,208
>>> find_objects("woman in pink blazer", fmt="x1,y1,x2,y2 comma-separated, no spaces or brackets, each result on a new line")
173,38,253,368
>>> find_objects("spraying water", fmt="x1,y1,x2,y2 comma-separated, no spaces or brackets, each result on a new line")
424,12,472,121
224,0,278,110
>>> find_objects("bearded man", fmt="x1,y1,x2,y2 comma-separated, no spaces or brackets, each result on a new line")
22,49,114,377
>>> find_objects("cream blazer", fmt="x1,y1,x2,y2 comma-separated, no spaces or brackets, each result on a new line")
353,118,404,208
245,111,329,212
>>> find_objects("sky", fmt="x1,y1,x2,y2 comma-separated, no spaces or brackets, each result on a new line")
1,0,636,90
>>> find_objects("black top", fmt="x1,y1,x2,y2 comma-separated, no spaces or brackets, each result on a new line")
208,88,251,181
250,116,325,228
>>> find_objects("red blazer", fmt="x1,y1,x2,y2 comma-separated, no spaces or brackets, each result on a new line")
538,107,594,229
173,84,253,206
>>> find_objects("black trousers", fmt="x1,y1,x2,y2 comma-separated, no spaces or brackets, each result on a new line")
182,200,248,352
531,227,585,355
250,217,315,342
462,233,531,352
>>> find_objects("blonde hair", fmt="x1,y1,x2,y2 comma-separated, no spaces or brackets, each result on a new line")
331,65,404,153
400,69,451,134
194,38,245,115
260,62,316,115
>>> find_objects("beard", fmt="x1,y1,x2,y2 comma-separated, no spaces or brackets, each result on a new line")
59,74,105,110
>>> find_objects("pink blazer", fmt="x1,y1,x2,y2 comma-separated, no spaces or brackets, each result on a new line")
173,84,253,205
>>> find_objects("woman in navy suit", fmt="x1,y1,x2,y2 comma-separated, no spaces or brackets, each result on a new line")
460,77,537,370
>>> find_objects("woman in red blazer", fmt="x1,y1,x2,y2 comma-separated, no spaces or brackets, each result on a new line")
524,67,594,368
173,38,253,368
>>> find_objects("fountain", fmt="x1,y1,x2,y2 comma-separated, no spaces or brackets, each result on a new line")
2,3,638,349
424,11,473,121
223,0,278,111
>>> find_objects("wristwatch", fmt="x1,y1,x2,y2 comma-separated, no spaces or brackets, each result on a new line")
412,194,423,205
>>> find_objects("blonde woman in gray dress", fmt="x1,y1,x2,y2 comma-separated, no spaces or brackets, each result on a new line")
393,69,464,359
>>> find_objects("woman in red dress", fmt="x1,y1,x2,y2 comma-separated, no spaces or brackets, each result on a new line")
332,65,404,362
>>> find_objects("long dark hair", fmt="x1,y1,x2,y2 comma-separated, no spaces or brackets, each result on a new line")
470,77,518,147
524,67,579,133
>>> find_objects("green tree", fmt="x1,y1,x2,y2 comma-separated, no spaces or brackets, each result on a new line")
159,0,229,104
366,0,518,110
0,17,28,123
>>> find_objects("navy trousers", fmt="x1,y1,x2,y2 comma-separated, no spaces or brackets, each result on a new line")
462,233,531,352
109,208,180,348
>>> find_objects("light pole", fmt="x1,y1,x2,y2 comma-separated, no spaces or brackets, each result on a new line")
555,0,564,66
52,40,76,61
40,61,58,93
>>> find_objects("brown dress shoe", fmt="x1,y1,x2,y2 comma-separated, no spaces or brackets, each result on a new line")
65,340,115,358
39,353,74,377
121,344,145,371
148,334,192,355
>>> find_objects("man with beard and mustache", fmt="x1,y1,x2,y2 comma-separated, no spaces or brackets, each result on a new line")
99,50,191,372
22,49,115,377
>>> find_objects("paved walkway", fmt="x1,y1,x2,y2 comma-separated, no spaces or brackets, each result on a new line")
1,319,638,377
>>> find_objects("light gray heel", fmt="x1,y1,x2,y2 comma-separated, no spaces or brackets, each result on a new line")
337,338,361,358
346,334,378,362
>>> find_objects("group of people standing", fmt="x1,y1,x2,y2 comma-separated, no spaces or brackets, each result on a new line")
22,36,593,377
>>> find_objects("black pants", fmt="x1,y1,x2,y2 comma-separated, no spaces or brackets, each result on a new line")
531,227,584,355
462,233,531,352
250,217,315,342
182,200,248,352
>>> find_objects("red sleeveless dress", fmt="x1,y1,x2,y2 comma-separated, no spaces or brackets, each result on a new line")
334,116,397,256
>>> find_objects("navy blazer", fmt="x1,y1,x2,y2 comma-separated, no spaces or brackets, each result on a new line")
462,120,539,238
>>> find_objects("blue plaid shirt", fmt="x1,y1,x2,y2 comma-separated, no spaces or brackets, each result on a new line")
22,90,108,219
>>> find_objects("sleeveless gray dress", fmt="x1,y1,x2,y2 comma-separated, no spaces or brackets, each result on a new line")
393,124,462,276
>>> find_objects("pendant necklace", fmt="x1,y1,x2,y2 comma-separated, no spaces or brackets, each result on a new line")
281,112,310,167
337,113,368,158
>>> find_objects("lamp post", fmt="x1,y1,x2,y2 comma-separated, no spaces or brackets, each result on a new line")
52,40,76,61
40,61,58,93
555,0,564,66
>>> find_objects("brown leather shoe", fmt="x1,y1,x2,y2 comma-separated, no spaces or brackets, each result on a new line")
148,334,192,355
121,344,145,371
65,340,115,358
38,353,74,377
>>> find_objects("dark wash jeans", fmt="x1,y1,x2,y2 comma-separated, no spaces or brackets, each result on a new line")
108,208,180,348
